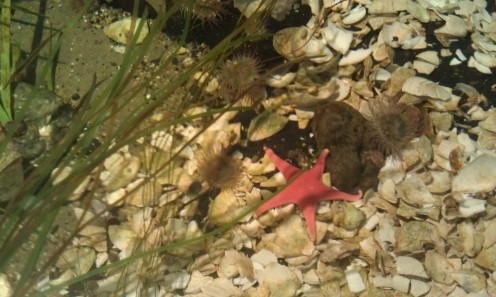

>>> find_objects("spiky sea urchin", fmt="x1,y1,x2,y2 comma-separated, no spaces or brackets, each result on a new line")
366,99,422,158
217,53,261,102
180,0,228,26
196,146,243,190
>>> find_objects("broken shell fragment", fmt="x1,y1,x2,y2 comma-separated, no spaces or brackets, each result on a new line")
458,198,486,218
338,48,372,66
451,270,486,293
345,270,366,293
381,21,427,50
414,50,440,74
475,244,496,271
396,256,428,279
396,174,439,207
247,111,289,141
342,5,367,25
434,15,468,38
366,0,408,14
208,189,254,226
402,76,452,101
480,109,496,133
321,23,353,54
452,154,496,193
100,153,140,191
474,51,496,68
468,56,492,74
407,0,430,23
424,251,454,285
304,38,333,63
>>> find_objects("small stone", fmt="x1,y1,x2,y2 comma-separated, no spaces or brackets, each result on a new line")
259,263,299,296
396,221,442,254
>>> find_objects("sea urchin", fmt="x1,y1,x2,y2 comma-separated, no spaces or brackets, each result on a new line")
366,99,422,158
196,145,243,190
217,53,261,102
180,0,228,26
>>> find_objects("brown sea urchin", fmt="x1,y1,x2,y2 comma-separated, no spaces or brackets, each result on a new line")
180,0,228,26
217,53,261,102
366,99,422,158
196,146,243,190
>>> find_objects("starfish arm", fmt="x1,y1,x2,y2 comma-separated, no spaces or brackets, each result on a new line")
300,202,318,241
254,187,296,216
264,146,300,181
314,185,363,202
314,149,329,174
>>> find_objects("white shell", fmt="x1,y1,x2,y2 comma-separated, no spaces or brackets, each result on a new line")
413,60,437,74
474,51,496,68
407,0,430,23
266,72,296,88
338,48,372,66
402,76,452,101
342,5,367,25
381,21,427,50
103,18,149,45
449,57,462,65
304,38,333,63
468,56,492,74
455,48,467,61
396,256,429,279
452,154,496,193
434,15,468,37
416,50,440,65
345,270,366,293
321,23,353,54
371,68,391,81
480,109,496,133
366,0,408,14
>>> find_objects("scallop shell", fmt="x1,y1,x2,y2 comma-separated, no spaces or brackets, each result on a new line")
100,153,140,191
103,17,149,45
273,27,310,60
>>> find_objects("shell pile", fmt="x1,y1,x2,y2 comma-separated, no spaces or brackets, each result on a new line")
5,0,496,296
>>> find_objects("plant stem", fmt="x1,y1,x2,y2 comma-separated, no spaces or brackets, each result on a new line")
0,0,13,123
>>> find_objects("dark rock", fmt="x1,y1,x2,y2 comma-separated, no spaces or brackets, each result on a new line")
312,101,385,193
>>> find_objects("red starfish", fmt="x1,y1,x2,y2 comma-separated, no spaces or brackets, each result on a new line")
255,147,362,241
